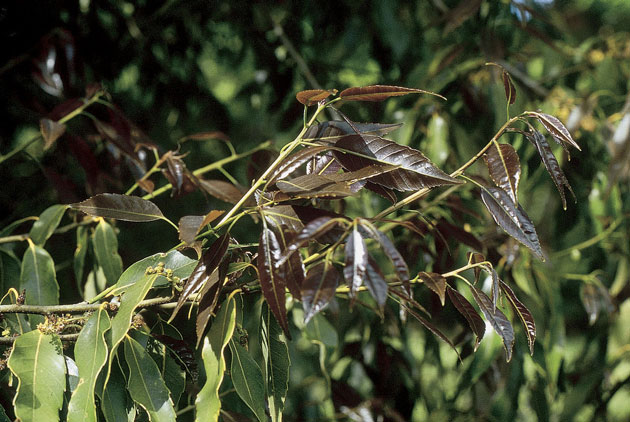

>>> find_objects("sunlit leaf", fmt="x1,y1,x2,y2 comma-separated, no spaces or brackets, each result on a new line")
277,217,342,266
469,285,515,362
296,89,337,106
20,242,59,306
39,118,66,149
229,340,267,422
303,120,403,145
483,143,521,204
500,280,536,355
261,303,290,422
71,193,164,222
301,261,340,324
418,272,447,306
344,225,368,301
92,219,123,286
339,84,446,102
196,261,228,347
29,204,68,246
447,286,485,349
502,70,517,105
527,111,581,152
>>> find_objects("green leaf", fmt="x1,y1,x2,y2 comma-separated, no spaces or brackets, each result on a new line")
73,226,89,288
261,303,290,422
7,331,66,422
70,193,165,222
97,359,135,422
301,261,340,324
196,294,237,422
92,220,123,286
67,306,111,422
229,339,267,422
0,403,10,422
20,243,59,311
0,249,21,293
304,313,338,348
124,336,177,421
29,204,68,246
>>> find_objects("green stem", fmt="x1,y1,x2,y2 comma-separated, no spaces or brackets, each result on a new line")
552,218,623,258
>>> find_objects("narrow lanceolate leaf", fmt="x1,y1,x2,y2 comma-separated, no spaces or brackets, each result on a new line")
275,229,305,301
480,187,545,260
261,303,290,422
29,204,68,246
196,262,228,347
124,337,177,421
92,220,123,286
276,217,341,266
467,252,486,284
339,85,446,102
418,272,447,306
71,193,164,222
8,331,66,422
344,225,368,300
178,215,205,244
67,306,111,422
229,340,267,422
40,118,66,149
303,120,403,145
469,285,515,362
334,135,462,191
364,256,389,310
199,180,248,205
171,233,230,321
403,305,460,358
268,145,329,184
196,294,237,422
296,89,337,106
20,243,59,306
98,360,134,422
483,143,521,204
447,286,485,350
527,111,581,152
301,262,340,324
258,225,291,338
502,70,517,105
500,280,536,355
525,129,576,210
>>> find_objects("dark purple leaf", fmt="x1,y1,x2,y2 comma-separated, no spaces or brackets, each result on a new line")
277,217,342,266
467,252,486,284
339,85,445,102
483,143,521,204
469,285,515,362
418,272,447,306
364,256,389,310
275,229,305,301
303,121,403,145
527,112,581,152
343,226,368,301
502,70,517,105
403,305,460,358
196,260,229,347
365,182,397,203
301,262,340,324
447,286,485,350
500,280,536,355
306,152,343,175
268,146,329,184
296,89,337,106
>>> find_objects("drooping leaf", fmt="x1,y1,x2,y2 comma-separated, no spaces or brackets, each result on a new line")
343,225,368,300
500,280,536,355
67,306,111,422
73,226,89,288
148,333,186,408
363,256,389,310
71,193,164,222
480,186,545,260
7,331,66,421
40,117,66,149
277,217,341,266
229,340,267,422
502,70,517,105
483,143,521,204
196,261,228,347
124,336,177,421
301,261,340,324
29,204,68,246
447,286,485,349
527,111,581,152
268,145,329,184
403,305,460,358
276,174,355,198
303,120,403,145
467,251,486,283
261,303,290,422
339,85,446,102
20,242,59,306
258,224,291,338
178,215,205,244
92,219,123,286
525,129,576,210
469,285,515,361
418,272,447,306
199,179,249,205
274,229,305,301
171,233,230,321
365,181,397,203
334,135,462,191
196,293,237,422
296,89,337,106
97,358,135,422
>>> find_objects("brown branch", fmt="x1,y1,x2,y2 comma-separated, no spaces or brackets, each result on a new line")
0,295,178,315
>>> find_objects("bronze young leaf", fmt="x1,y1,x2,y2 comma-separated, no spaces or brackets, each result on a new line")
301,261,340,324
295,89,337,106
303,120,403,145
71,193,164,222
483,143,521,204
339,85,446,102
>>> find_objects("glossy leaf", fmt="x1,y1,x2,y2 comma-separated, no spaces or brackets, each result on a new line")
527,111,581,152
124,336,177,421
7,331,66,421
418,272,447,306
301,261,340,324
229,340,267,422
149,334,186,408
196,261,228,347
296,89,337,106
73,226,89,287
162,153,197,197
276,174,354,198
469,285,515,362
447,286,485,349
20,242,59,306
502,70,517,105
306,151,342,175
277,217,341,266
39,117,66,149
29,204,68,246
480,186,545,260
275,229,305,301
364,256,389,310
483,143,521,204
67,306,111,422
303,120,403,145
92,220,123,286
344,225,368,300
71,193,164,222
261,303,290,422
339,84,445,102
178,215,205,244
269,145,329,184
335,134,462,191
196,293,237,422
525,129,576,210
500,280,536,355
98,359,135,422
171,233,230,321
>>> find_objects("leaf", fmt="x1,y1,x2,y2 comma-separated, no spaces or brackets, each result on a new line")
469,285,515,362
296,89,337,106
339,84,446,102
500,280,536,355
229,340,267,422
480,186,545,260
261,303,290,422
29,204,68,246
402,305,460,358
97,359,135,422
502,70,517,105
525,129,576,210
268,145,329,184
39,118,66,149
162,153,197,197
334,134,462,191
71,193,164,222
258,225,291,338
363,256,389,310
274,229,305,301
343,225,368,300
276,174,354,197
124,336,177,421
467,251,486,283
73,226,89,287
20,243,59,306
527,111,581,152
303,120,403,145
277,217,341,266
199,179,248,205
7,331,66,421
170,233,230,321
418,272,447,306
196,261,228,347
178,215,205,244
92,220,123,286
301,261,340,324
483,143,521,204
447,286,485,349
196,293,237,422
67,306,111,422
